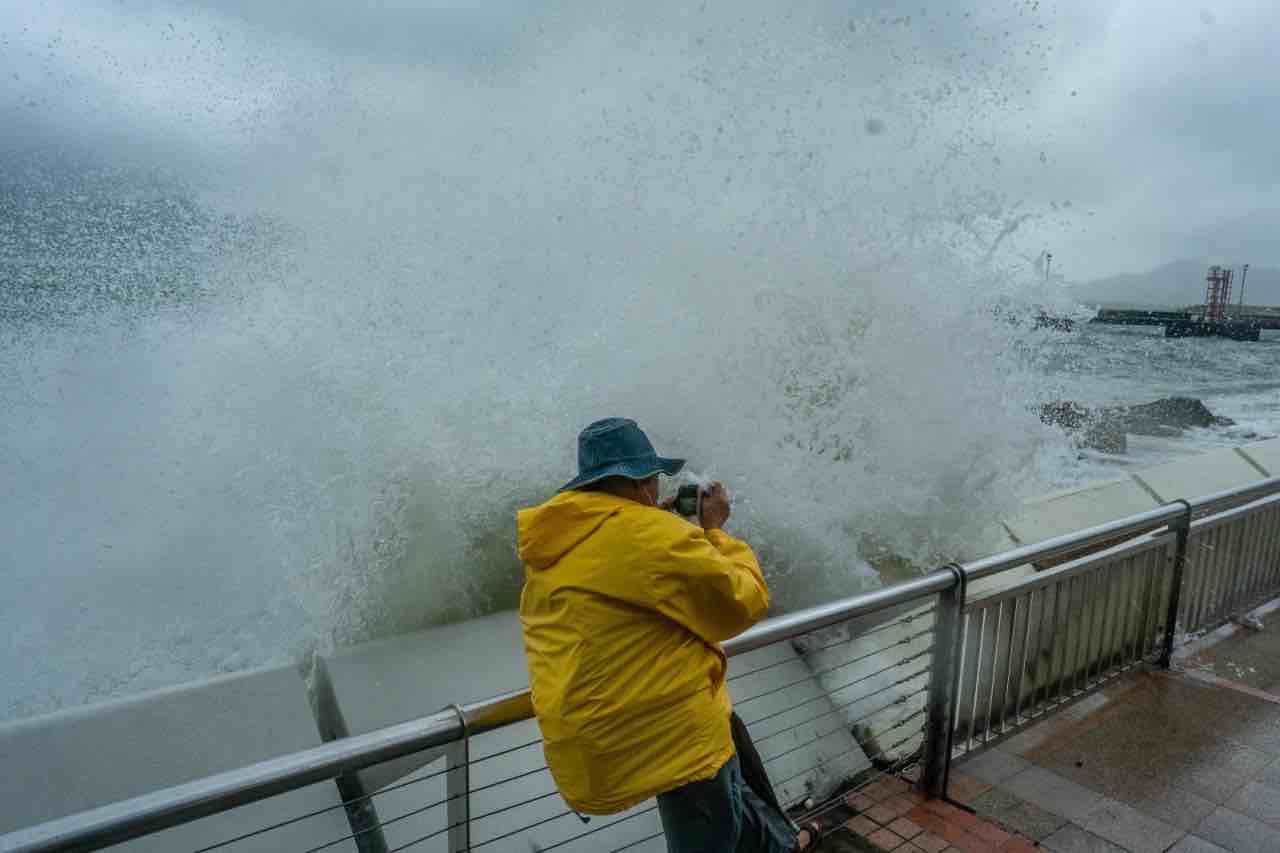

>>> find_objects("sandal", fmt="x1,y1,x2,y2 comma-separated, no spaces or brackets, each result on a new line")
794,819,828,852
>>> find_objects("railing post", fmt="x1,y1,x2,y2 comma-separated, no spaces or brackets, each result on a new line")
921,564,966,799
446,707,471,853
1160,501,1193,668
308,655,390,853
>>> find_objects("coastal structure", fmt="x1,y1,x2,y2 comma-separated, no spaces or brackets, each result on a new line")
5,439,1280,852
1092,265,1269,340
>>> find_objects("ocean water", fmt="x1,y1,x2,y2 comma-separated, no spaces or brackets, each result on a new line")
2,2,1277,725
1029,322,1280,488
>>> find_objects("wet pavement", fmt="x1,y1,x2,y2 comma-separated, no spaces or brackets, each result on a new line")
953,617,1280,852
828,608,1280,852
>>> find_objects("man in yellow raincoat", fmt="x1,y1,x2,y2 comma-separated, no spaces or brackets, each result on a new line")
519,418,813,853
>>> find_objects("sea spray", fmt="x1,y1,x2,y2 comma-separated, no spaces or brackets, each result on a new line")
1,0,1070,721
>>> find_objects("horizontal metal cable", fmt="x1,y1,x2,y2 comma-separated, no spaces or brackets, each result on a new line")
610,828,666,852
736,641,933,708
752,671,931,747
468,806,575,851
386,819,457,853
189,735,546,853
535,804,660,853
187,761,462,853
189,645,928,853
469,736,544,765
316,614,936,852
758,686,931,762
757,691,931,763
820,648,932,699
764,708,927,770
297,762,557,853
789,759,922,824
738,661,927,734
300,782,561,853
726,609,936,685
773,725,924,793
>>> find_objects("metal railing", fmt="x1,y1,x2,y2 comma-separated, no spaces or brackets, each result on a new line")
5,477,1280,853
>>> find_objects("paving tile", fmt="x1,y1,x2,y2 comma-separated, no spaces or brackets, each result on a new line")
949,832,998,853
1122,785,1218,832
906,807,951,838
1063,693,1111,720
969,821,1010,846
1076,797,1183,853
1210,737,1276,777
1178,764,1254,804
971,787,1067,841
912,833,949,853
1255,755,1280,790
937,822,974,847
888,817,924,840
999,717,1077,756
1040,824,1128,853
1195,806,1278,853
948,772,993,806
867,827,906,851
868,803,905,825
846,815,879,835
1166,837,1231,853
1221,716,1280,757
922,799,978,829
958,750,1034,785
885,795,924,818
999,766,1104,824
847,791,877,812
1225,780,1280,828
1000,839,1038,853
866,777,914,802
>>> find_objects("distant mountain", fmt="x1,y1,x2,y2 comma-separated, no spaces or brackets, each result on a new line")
1070,260,1280,309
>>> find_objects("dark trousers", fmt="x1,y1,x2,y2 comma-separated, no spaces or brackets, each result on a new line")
730,712,784,816
655,715,795,853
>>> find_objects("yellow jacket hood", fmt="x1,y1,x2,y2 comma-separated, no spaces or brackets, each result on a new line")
516,490,621,571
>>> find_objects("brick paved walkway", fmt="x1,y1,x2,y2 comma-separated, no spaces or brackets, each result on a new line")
948,636,1280,852
820,613,1280,852
832,775,1038,852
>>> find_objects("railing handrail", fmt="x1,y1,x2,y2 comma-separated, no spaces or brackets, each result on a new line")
0,709,466,853
1188,475,1280,514
7,474,1280,853
959,502,1186,581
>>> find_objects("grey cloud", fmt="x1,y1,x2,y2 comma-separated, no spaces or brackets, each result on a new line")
2,0,1277,281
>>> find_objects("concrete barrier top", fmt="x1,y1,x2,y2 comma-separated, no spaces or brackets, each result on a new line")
1003,476,1161,548
0,664,353,852
1239,437,1280,478
1132,446,1267,503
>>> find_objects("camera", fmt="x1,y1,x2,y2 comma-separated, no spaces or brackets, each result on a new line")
673,484,701,518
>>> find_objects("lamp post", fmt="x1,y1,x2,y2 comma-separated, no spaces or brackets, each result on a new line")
1045,252,1053,284
1239,263,1250,313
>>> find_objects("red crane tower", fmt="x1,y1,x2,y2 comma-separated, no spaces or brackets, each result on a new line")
1204,265,1234,323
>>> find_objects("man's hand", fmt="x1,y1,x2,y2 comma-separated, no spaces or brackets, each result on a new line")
699,481,731,531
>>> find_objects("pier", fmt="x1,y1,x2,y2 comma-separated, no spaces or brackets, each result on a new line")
1092,308,1270,340
1090,265,1274,341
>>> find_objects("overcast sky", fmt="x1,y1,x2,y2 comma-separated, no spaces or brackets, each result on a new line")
2,0,1277,282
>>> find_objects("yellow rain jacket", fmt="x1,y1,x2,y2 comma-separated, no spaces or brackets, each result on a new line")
517,490,770,815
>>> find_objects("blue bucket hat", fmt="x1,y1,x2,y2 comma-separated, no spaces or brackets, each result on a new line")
560,418,685,492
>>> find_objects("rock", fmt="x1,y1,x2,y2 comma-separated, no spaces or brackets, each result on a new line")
1038,401,1126,454
1107,396,1234,435
1038,396,1231,454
